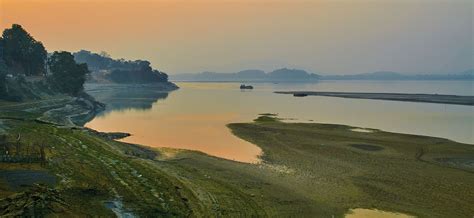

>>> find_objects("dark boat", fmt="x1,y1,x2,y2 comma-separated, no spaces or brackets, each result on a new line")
293,93,308,97
240,84,254,89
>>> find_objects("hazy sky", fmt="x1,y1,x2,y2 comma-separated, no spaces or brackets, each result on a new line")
1,0,472,75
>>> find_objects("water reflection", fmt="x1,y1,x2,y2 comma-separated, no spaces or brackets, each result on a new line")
85,83,169,115
84,83,263,163
85,81,473,163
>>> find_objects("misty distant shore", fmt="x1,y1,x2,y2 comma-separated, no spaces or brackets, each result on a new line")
170,69,474,82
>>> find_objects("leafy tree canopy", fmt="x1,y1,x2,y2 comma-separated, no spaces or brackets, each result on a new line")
0,41,8,96
74,50,169,83
107,67,168,84
74,50,158,73
1,24,47,76
0,70,6,96
48,51,89,96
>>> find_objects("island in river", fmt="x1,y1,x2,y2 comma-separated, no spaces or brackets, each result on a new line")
276,91,474,106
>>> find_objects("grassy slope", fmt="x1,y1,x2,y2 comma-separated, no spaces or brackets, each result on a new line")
0,98,198,216
0,98,284,217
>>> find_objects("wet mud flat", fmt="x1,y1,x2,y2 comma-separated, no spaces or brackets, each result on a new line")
275,91,474,106
226,116,474,217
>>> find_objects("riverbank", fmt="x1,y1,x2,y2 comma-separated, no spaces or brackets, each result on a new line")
227,116,474,217
0,96,193,216
275,91,474,106
1,95,473,216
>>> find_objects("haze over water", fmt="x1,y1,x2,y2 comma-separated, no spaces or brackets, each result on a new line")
2,0,471,75
86,80,474,163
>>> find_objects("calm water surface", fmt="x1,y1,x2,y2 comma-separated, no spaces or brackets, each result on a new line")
85,81,473,163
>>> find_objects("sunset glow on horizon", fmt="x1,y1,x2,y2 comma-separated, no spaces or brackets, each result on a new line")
1,0,472,74
0,1,473,216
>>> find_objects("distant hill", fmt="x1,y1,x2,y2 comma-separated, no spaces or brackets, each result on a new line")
267,68,320,81
73,50,172,84
321,70,474,80
171,69,473,82
170,68,320,82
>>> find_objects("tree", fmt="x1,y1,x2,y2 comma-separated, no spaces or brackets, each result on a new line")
48,51,89,96
99,51,111,58
0,71,6,97
73,50,112,71
0,50,7,96
0,36,8,96
2,24,47,76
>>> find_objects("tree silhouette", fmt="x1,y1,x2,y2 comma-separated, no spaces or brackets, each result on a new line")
1,24,47,76
48,51,89,96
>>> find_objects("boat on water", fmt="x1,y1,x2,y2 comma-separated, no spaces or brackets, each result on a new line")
240,84,254,89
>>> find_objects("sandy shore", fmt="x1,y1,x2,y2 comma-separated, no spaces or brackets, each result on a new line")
275,91,474,106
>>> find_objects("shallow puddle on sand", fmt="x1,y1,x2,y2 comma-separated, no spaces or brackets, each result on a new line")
345,208,414,218
350,128,375,133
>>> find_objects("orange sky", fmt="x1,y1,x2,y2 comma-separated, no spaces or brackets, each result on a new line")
1,0,472,74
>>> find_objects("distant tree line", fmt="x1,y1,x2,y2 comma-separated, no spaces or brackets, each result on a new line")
74,50,151,72
105,61,168,83
0,24,89,100
73,50,169,83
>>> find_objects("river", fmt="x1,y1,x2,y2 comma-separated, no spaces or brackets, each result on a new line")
85,80,473,163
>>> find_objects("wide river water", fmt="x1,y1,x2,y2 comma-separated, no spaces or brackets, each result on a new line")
85,80,473,163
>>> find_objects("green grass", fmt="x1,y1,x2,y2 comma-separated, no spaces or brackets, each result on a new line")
0,119,194,216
